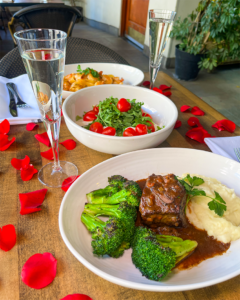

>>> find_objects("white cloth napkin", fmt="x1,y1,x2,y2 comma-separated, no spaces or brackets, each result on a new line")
205,136,240,162
0,74,42,125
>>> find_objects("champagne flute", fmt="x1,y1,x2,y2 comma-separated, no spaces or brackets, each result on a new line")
149,9,176,89
15,29,78,188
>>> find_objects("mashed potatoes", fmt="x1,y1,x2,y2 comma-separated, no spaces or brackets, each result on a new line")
185,174,240,243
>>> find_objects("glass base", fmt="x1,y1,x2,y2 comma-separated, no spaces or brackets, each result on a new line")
38,161,78,188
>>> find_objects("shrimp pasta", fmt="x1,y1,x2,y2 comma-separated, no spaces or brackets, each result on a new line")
63,65,124,92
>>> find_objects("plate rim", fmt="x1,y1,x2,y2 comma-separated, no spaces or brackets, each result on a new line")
58,148,240,292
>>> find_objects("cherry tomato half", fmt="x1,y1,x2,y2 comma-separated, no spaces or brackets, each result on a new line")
142,112,153,119
102,127,116,136
147,121,155,133
89,122,103,133
93,105,99,114
135,124,148,135
83,111,97,121
123,128,137,137
117,98,131,112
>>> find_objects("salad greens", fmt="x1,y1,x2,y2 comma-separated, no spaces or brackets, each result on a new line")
77,65,100,78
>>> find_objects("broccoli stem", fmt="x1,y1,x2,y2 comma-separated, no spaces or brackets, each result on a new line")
81,213,105,233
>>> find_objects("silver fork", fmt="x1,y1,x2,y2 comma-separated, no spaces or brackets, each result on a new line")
234,148,240,162
6,83,32,108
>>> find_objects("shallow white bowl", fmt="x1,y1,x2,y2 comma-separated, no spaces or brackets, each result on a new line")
59,148,240,292
62,85,178,154
63,63,144,99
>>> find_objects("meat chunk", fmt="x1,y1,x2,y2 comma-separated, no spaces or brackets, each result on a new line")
139,174,187,228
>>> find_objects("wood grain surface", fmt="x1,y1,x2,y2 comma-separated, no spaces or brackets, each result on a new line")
0,72,240,300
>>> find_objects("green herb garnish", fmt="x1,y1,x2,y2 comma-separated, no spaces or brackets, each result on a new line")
76,115,82,121
177,174,227,217
77,65,100,78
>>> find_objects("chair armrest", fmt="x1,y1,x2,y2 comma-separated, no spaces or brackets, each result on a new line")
8,17,17,45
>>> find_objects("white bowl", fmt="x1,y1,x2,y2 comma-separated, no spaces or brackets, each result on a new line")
62,85,178,155
63,63,145,99
59,148,240,291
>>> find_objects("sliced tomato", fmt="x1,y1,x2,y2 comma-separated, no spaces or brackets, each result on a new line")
135,124,148,135
117,98,131,112
102,127,116,136
93,105,99,114
83,111,97,121
123,128,137,137
147,121,155,133
89,122,103,133
142,112,153,119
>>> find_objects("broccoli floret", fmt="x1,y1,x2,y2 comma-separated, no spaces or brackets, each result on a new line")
131,227,198,281
81,212,124,256
84,202,137,257
86,175,127,203
88,180,142,207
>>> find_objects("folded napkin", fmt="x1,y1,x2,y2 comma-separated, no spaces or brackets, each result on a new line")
0,74,42,125
205,136,240,162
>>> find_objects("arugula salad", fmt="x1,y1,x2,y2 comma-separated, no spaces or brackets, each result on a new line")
76,96,164,136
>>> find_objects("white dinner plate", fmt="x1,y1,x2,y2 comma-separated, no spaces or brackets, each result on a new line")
59,148,240,292
62,63,144,99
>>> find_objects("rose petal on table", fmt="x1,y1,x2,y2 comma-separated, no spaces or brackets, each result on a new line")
174,120,182,129
26,123,39,131
61,175,80,192
19,189,48,215
162,91,172,97
0,119,10,135
61,109,63,117
35,132,51,147
21,252,57,289
153,87,163,94
186,127,211,143
21,165,38,181
180,105,191,112
61,294,93,300
0,224,16,252
159,84,172,91
191,106,205,116
40,148,55,160
187,117,203,128
0,134,16,151
11,155,31,170
60,139,76,150
212,119,236,133
142,81,150,86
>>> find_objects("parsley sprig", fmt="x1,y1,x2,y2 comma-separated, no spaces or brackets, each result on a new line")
177,174,227,217
77,65,100,78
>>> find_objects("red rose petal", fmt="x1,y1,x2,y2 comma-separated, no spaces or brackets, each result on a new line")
163,91,172,97
11,155,31,170
159,84,172,91
0,224,16,252
61,175,80,192
35,132,51,147
186,127,211,143
21,252,57,289
174,120,182,129
60,139,76,150
0,119,10,134
26,123,39,131
21,165,38,181
142,81,150,86
187,117,203,128
19,189,48,215
153,87,163,94
180,105,191,112
191,106,205,116
0,134,16,151
40,148,56,160
212,119,236,133
61,109,63,117
61,294,93,300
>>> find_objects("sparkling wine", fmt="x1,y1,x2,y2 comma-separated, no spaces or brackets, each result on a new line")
22,49,65,122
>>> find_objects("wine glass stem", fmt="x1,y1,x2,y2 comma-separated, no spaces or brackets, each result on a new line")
149,64,161,90
44,118,62,174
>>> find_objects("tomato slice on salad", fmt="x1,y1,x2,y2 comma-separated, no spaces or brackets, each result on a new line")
93,105,99,114
135,124,148,135
102,127,116,136
142,112,153,119
147,121,155,133
89,122,103,133
83,111,97,121
123,128,137,137
117,98,131,112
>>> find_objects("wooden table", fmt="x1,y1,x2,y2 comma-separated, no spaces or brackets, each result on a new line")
1,72,240,300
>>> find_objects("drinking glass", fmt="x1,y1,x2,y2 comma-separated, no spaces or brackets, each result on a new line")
15,29,78,188
149,9,176,89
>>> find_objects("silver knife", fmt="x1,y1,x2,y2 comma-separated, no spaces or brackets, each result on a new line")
6,83,18,117
8,82,32,108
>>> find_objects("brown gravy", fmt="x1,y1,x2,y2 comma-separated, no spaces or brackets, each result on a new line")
136,179,230,270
